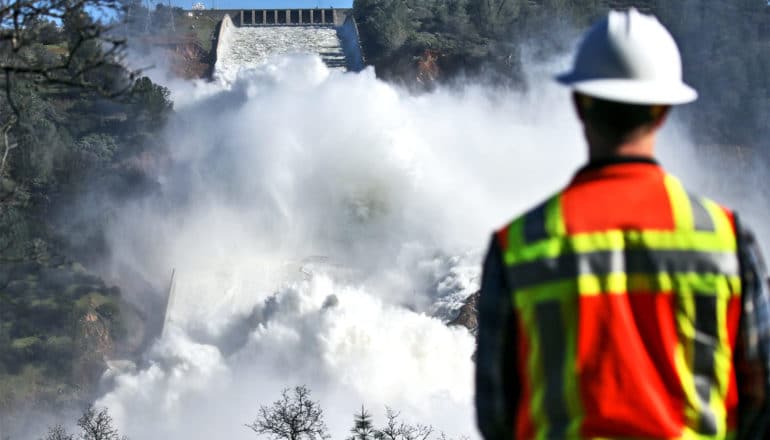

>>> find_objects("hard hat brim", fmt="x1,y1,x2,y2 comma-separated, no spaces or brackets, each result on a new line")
556,73,698,105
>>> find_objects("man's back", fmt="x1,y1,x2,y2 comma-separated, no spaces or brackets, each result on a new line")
487,159,744,438
476,9,770,440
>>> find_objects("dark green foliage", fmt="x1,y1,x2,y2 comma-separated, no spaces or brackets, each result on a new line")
467,0,523,37
348,406,377,440
69,134,119,175
0,0,172,418
353,0,597,84
27,18,63,46
353,0,770,149
0,259,125,377
127,77,174,131
652,0,770,148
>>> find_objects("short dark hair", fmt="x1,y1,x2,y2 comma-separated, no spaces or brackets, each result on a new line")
574,92,668,142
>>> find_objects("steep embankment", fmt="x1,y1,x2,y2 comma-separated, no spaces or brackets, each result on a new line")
0,257,144,432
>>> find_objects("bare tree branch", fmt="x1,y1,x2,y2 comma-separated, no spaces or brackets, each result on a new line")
0,115,17,176
246,386,330,440
0,0,140,119
375,407,433,440
77,404,127,440
40,424,75,440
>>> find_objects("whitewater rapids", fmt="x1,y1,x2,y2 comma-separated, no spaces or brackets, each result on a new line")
215,25,347,84
86,49,587,439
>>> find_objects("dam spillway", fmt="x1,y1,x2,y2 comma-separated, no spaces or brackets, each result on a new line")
216,26,346,79
211,12,364,83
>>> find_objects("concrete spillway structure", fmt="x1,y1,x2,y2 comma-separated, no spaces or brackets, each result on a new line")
195,8,350,27
202,8,364,76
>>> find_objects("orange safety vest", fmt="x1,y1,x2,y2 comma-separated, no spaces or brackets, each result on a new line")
496,164,742,439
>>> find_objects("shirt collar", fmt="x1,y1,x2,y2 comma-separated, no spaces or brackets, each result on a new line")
571,156,662,185
577,156,659,173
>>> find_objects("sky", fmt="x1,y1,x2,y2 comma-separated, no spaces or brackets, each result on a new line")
174,0,353,9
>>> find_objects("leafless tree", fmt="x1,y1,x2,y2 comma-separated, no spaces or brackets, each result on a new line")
246,386,330,440
41,424,74,440
77,405,126,440
41,406,126,440
375,408,433,440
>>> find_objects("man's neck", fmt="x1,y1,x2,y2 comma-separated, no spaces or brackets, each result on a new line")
587,129,657,161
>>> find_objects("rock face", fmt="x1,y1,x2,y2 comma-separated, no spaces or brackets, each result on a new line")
448,290,479,336
137,35,212,79
73,300,118,389
168,40,211,79
0,258,143,420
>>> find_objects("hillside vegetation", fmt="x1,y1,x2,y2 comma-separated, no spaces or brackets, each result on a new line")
353,0,770,151
116,0,221,78
0,1,173,425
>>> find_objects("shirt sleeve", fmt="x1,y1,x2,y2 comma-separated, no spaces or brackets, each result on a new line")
475,235,518,440
734,215,770,438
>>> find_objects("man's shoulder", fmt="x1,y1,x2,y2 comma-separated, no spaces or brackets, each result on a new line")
674,176,737,229
494,191,564,248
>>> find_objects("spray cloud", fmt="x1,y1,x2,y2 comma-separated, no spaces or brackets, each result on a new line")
88,26,769,440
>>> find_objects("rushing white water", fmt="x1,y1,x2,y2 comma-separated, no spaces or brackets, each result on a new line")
87,50,587,440
215,26,346,84
85,23,770,440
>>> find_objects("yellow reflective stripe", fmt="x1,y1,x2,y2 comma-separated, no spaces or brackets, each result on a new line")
502,183,736,265
517,301,550,439
678,429,737,440
503,195,564,265
674,340,700,439
715,294,732,397
505,230,736,266
544,194,566,237
702,198,737,252
675,292,732,436
711,294,732,435
677,291,710,435
665,174,696,231
504,215,525,266
518,296,580,438
514,273,741,307
502,180,740,438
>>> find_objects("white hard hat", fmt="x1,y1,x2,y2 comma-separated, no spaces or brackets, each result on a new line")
557,8,697,105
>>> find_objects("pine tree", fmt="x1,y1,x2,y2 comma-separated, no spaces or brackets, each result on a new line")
348,405,376,440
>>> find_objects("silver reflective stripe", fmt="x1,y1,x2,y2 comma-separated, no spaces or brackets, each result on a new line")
507,248,739,290
688,193,716,232
692,295,718,434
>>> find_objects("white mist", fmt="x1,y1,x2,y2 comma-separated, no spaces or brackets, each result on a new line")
92,27,769,440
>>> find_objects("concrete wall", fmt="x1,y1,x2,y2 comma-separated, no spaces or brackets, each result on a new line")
208,12,234,75
193,8,351,27
209,9,365,73
336,15,365,72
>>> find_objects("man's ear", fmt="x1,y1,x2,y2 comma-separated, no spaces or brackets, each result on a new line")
651,106,671,128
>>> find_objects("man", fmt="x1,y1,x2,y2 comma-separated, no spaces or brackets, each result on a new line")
475,9,770,439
